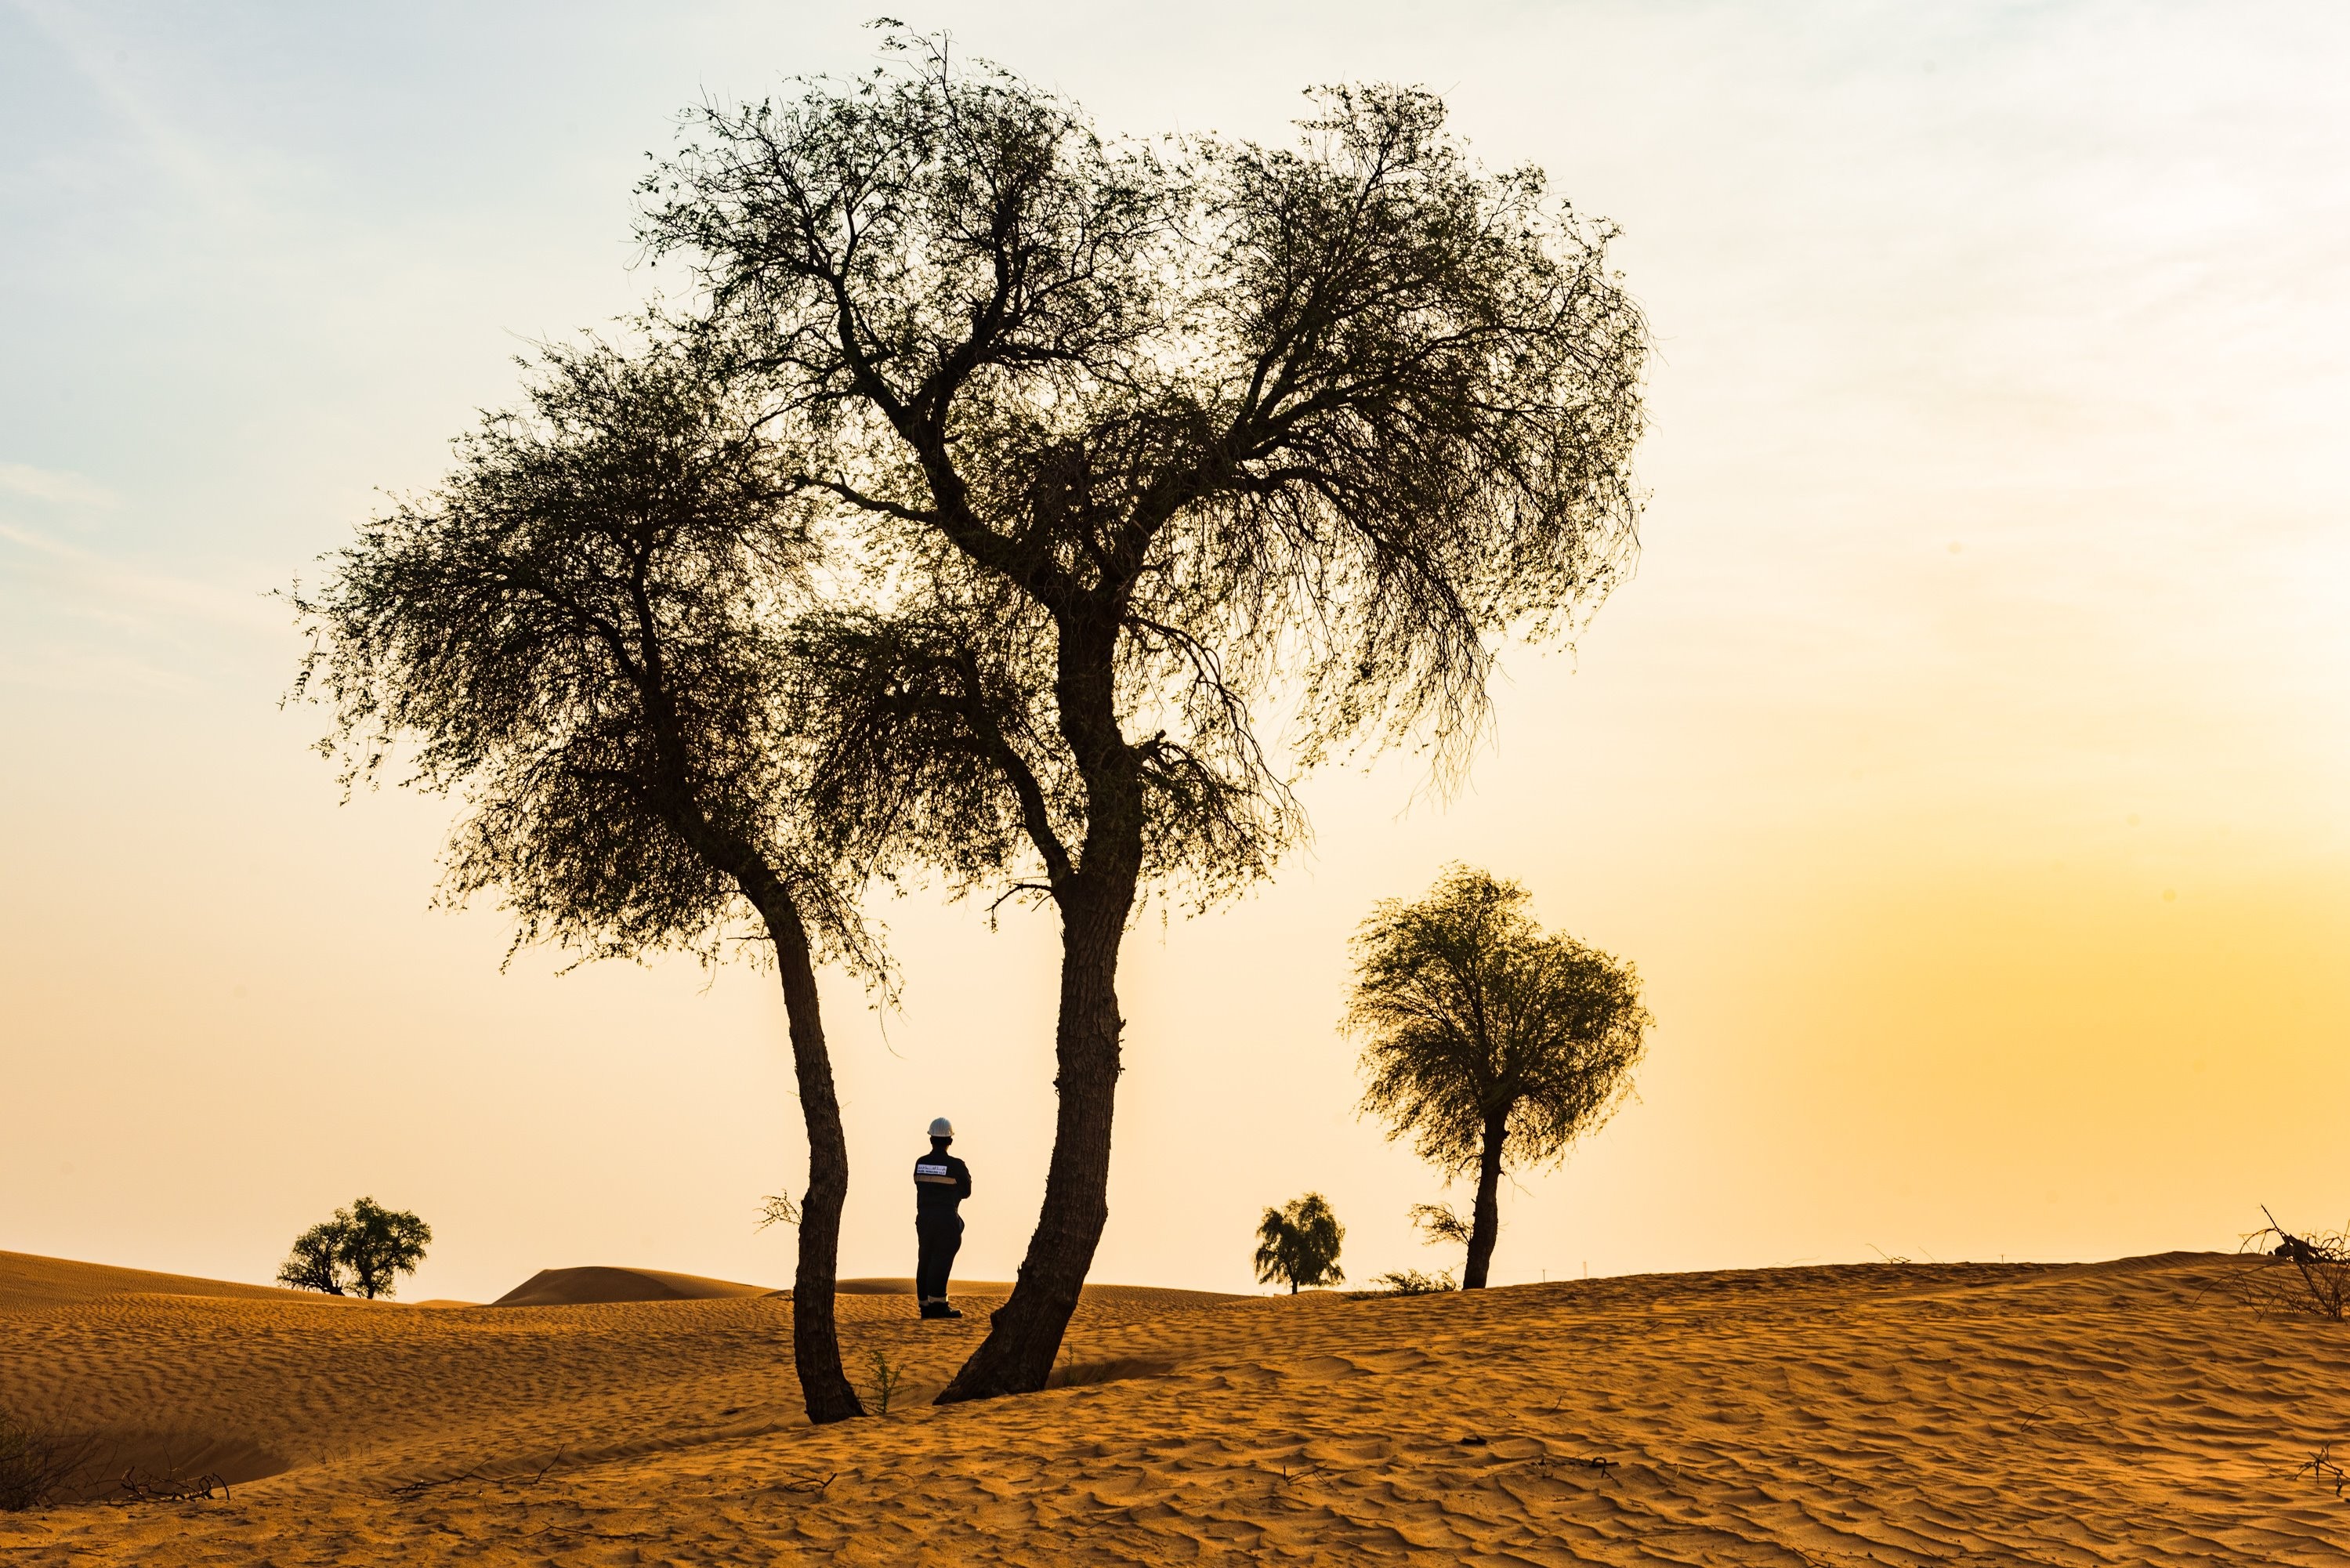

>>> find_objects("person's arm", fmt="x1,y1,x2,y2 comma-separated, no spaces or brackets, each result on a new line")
957,1159,972,1202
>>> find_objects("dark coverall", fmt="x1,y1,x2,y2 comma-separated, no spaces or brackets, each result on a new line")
913,1142,972,1305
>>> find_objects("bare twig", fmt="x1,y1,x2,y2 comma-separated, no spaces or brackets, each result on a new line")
2232,1208,2350,1320
109,1469,230,1506
390,1467,485,1501
2297,1443,2348,1498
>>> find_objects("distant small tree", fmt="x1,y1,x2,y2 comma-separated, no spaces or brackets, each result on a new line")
276,1197,431,1300
277,1222,346,1295
1254,1193,1346,1294
1351,866,1649,1289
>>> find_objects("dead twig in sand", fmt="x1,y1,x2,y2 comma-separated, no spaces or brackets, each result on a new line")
108,1469,230,1506
771,1472,837,1495
2297,1444,2348,1499
389,1468,486,1501
388,1450,568,1501
529,1523,662,1543
1510,1449,1611,1484
2232,1208,2350,1320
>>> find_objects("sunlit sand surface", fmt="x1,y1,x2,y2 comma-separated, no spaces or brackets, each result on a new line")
3,1249,2345,1563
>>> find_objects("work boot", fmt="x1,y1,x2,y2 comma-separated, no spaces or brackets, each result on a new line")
919,1299,963,1320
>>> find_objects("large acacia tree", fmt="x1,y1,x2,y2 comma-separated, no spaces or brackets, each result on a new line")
1351,866,1649,1289
639,37,1649,1400
292,335,871,1422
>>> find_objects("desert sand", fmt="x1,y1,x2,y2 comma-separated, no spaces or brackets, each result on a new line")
2,1247,2346,1563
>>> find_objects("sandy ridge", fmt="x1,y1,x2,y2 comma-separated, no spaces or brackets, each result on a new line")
2,1252,2345,1563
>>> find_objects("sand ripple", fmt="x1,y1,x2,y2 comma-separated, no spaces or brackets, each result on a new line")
3,1253,2345,1563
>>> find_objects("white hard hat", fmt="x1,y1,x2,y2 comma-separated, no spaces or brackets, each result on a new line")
929,1117,954,1139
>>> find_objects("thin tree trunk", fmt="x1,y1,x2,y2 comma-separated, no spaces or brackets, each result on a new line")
936,875,1130,1402
740,874,865,1424
1462,1106,1509,1289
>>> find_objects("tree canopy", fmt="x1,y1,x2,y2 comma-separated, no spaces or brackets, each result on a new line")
1255,1193,1347,1294
276,1197,431,1301
1352,865,1649,1287
292,331,871,1421
639,33,1648,1400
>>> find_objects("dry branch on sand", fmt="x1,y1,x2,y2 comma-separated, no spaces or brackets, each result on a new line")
2232,1207,2350,1320
107,1468,231,1506
2297,1443,2348,1500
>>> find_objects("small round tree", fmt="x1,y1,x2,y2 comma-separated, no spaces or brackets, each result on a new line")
1349,866,1649,1289
1254,1193,1346,1294
276,1197,431,1300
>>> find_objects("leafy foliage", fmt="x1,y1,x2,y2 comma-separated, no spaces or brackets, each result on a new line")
1409,1201,1474,1247
1353,866,1649,1176
1255,1193,1347,1293
291,327,872,1421
291,330,868,972
1367,1268,1457,1296
276,1222,346,1295
637,27,1648,1399
275,1197,431,1301
1352,865,1648,1286
637,32,1649,914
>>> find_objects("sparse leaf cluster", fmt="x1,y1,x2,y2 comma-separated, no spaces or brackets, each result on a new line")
1366,1268,1457,1296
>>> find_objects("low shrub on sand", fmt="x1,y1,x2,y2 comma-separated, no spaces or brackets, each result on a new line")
1352,1269,1458,1298
0,1410,98,1512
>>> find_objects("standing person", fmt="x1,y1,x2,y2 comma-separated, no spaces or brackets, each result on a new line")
913,1117,972,1320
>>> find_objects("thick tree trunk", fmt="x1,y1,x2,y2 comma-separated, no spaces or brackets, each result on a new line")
1461,1106,1509,1290
741,875,865,1424
936,875,1132,1403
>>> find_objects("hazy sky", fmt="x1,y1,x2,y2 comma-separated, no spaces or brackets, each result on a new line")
4,1,2346,1304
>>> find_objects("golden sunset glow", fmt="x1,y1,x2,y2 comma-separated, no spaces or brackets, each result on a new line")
3,0,2345,1309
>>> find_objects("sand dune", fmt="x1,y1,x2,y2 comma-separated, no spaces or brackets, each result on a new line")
0,1249,322,1313
4,1250,2346,1562
489,1266,783,1307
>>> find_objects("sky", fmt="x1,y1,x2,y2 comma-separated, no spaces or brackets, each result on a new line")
2,0,2346,1305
